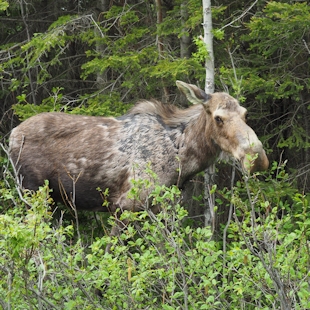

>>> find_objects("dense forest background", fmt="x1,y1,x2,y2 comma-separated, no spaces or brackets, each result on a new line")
0,0,310,309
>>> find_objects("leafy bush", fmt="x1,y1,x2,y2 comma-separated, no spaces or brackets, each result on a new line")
0,146,309,309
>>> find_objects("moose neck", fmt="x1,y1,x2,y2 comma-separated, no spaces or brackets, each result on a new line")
179,107,220,182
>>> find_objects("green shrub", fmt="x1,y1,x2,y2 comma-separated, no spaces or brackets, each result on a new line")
0,150,309,309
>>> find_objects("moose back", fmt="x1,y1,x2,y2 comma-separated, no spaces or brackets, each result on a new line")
9,81,269,214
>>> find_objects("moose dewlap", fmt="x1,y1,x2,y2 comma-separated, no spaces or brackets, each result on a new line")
9,81,268,213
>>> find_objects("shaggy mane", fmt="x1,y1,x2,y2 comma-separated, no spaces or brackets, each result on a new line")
128,100,204,127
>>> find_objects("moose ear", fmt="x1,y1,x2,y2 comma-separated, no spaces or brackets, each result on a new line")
176,80,211,105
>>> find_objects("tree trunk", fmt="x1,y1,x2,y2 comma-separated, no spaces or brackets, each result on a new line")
202,0,215,228
180,1,191,59
155,0,169,103
202,0,214,93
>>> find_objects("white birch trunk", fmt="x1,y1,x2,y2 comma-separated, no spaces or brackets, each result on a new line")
202,0,214,93
202,0,215,228
202,0,214,94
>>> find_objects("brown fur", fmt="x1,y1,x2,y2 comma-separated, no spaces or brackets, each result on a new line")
9,81,269,217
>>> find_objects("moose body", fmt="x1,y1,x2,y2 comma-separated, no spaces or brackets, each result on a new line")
9,81,269,215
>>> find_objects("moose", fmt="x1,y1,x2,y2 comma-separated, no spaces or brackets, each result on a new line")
9,81,268,237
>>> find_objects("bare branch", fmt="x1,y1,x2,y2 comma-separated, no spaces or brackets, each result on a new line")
302,39,310,55
220,0,259,31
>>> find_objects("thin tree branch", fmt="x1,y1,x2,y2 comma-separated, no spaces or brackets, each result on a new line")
220,0,258,31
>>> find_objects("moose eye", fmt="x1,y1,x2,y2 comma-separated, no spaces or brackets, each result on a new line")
214,116,223,124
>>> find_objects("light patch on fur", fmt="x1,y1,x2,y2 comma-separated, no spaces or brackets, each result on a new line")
93,167,109,182
216,103,226,110
78,157,88,166
213,108,227,118
97,124,109,129
65,162,79,172
8,135,20,150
